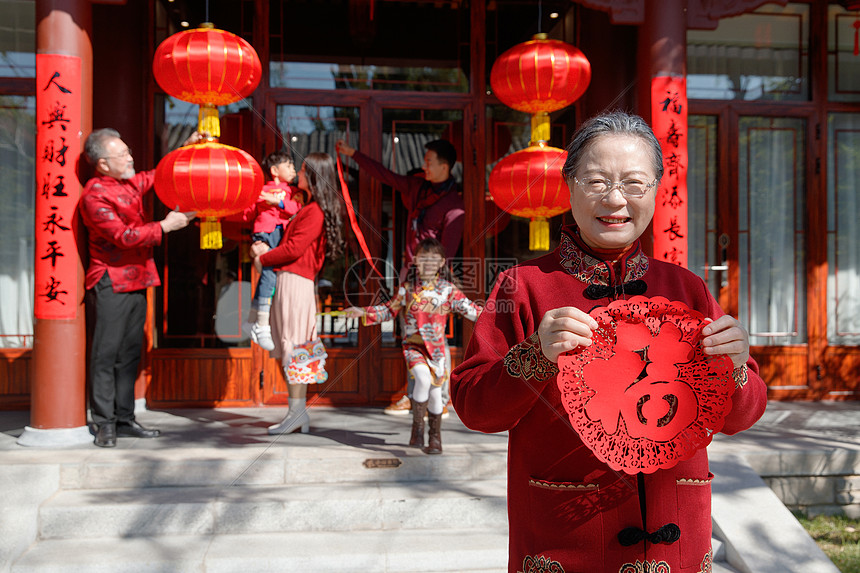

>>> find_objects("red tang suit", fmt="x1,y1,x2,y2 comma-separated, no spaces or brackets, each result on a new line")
451,225,767,573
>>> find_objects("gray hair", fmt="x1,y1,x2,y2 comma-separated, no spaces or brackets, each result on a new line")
84,128,122,165
561,111,664,183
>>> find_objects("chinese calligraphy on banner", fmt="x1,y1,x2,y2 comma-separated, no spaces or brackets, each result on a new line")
35,54,81,319
651,75,688,268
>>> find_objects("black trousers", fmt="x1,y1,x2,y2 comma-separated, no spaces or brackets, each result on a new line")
87,272,147,426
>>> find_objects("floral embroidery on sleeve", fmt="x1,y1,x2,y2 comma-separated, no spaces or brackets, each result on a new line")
732,364,749,389
504,332,559,382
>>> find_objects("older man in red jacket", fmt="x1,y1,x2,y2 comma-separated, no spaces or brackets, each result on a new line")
79,128,199,448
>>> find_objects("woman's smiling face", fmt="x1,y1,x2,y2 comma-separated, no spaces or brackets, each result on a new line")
568,134,658,251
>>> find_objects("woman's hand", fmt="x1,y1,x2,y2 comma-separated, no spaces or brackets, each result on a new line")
249,241,270,258
537,307,599,363
259,190,282,206
335,140,355,157
701,315,750,369
250,241,270,274
343,306,364,318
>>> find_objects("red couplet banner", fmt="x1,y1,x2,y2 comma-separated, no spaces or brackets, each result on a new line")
35,54,82,319
650,75,688,269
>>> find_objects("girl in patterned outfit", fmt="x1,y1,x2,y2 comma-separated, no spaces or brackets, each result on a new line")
346,239,481,454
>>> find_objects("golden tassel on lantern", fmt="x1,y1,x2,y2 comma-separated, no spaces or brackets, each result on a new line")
529,217,550,251
530,112,551,145
200,216,223,250
198,104,221,139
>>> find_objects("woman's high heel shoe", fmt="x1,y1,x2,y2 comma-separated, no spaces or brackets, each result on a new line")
267,409,310,435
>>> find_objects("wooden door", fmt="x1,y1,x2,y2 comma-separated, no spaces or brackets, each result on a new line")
258,97,471,406
688,109,817,398
258,100,365,406
371,105,468,403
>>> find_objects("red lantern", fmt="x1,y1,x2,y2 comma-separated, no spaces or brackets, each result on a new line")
488,33,589,250
155,142,264,249
488,143,569,250
491,33,590,143
490,33,591,115
152,23,262,138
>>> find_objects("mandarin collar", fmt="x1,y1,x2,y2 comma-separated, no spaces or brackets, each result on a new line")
556,225,649,286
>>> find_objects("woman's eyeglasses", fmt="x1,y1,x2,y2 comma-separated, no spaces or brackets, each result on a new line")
573,176,657,199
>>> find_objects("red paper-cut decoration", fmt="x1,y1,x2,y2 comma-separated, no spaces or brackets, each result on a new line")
557,296,735,474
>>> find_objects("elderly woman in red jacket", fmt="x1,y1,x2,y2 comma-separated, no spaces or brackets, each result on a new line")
251,152,344,435
451,111,767,573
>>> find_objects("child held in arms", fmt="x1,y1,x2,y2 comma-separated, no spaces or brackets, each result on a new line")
345,238,481,454
243,152,304,350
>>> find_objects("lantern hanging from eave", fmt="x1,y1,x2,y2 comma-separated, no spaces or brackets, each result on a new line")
490,33,591,142
488,32,590,250
488,143,569,251
155,142,265,249
152,23,262,138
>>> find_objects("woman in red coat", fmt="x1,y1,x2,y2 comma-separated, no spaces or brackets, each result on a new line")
451,111,767,573
251,152,344,434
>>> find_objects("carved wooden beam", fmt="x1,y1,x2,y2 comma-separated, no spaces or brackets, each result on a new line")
572,0,786,29
686,0,787,30
576,0,644,25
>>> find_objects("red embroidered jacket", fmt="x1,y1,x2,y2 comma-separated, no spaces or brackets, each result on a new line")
79,170,164,293
257,202,326,280
451,226,767,573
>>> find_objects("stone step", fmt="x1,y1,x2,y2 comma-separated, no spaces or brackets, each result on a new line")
711,453,842,573
710,537,742,572
11,530,739,573
11,529,509,573
41,442,508,490
38,479,508,540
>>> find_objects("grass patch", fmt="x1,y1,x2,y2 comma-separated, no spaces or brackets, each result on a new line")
794,512,860,573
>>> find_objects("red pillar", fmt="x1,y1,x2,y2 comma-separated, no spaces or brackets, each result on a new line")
20,0,92,445
638,0,689,267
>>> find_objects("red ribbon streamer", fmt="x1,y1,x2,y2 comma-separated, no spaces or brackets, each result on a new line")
336,152,382,276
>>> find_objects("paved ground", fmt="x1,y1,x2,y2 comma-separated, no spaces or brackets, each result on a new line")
1,400,858,573
1,399,859,454
709,399,860,455
0,405,510,453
